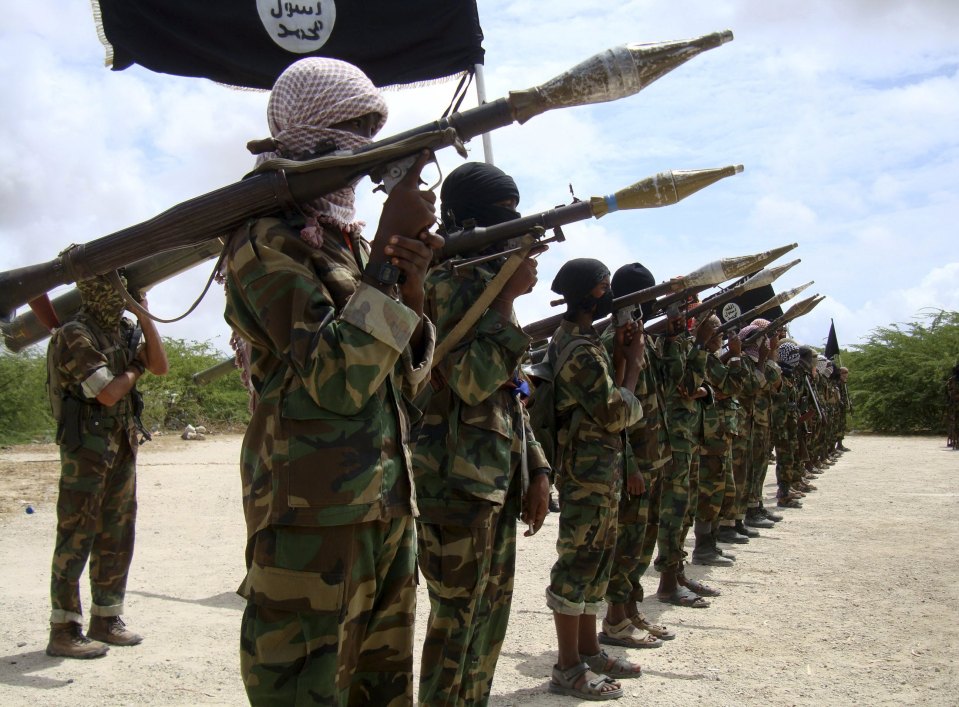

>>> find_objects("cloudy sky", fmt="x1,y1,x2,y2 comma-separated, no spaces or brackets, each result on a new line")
2,1,957,358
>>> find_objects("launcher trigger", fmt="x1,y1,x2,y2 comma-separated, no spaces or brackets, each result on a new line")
551,225,567,244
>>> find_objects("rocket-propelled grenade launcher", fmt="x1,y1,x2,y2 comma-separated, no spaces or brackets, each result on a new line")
0,30,734,323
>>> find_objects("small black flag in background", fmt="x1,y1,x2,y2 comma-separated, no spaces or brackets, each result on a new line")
824,319,840,359
93,0,485,89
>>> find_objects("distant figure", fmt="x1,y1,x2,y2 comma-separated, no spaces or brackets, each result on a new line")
45,274,168,658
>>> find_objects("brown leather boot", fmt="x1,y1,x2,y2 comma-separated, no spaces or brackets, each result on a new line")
46,622,109,659
88,616,143,646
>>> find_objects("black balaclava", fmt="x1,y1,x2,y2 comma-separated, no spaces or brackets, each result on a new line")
611,262,656,321
551,258,611,321
440,162,520,231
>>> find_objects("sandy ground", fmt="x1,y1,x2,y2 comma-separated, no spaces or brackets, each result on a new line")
0,433,956,706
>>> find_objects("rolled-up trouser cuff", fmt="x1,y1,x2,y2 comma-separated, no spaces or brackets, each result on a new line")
50,609,83,624
546,587,603,616
91,602,124,617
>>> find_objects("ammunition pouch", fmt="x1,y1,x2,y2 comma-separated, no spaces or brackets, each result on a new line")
56,395,85,453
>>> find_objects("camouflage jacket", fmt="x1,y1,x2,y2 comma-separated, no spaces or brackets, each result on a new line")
701,352,746,455
773,370,799,440
661,335,708,453
47,312,140,460
751,360,781,428
617,332,672,474
224,217,435,609
553,320,643,507
412,260,548,526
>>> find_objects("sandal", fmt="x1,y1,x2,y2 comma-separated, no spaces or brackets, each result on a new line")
657,586,709,608
580,649,642,679
631,612,676,641
549,662,623,701
679,576,721,597
599,618,663,649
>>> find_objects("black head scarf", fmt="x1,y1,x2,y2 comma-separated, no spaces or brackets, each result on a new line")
440,162,520,231
551,258,610,317
612,262,656,321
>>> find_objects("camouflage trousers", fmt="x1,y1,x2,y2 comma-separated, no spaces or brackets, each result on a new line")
721,430,751,522
605,471,654,605
240,516,415,707
547,502,617,615
416,487,520,707
747,423,771,507
50,435,137,624
774,421,799,491
655,448,699,573
696,451,731,526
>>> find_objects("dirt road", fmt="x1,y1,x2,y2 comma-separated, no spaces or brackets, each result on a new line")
0,434,956,705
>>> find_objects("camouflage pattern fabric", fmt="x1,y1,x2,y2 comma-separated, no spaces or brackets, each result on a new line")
240,516,415,707
547,320,641,614
773,371,800,490
604,332,671,605
47,313,140,624
412,259,545,705
656,335,706,572
744,358,776,507
695,352,745,527
550,321,642,507
224,217,434,700
416,484,521,707
547,503,617,615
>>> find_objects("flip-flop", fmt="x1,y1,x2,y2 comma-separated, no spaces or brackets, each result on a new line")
680,576,721,597
657,586,709,608
598,618,663,649
631,612,676,640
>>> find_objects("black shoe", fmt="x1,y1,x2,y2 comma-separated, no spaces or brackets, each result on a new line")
838,444,851,452
734,520,760,538
548,494,560,513
759,506,783,522
691,549,735,567
717,525,749,544
744,510,775,529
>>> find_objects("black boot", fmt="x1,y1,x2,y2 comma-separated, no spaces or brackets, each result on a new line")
717,524,749,544
735,519,760,538
745,507,775,529
691,521,734,566
759,504,783,522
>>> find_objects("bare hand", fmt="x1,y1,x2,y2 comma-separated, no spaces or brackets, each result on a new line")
626,472,646,496
522,473,550,536
370,150,438,265
727,333,742,356
502,245,547,301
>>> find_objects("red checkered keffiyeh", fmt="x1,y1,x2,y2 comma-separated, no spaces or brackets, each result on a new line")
739,317,770,362
253,58,389,244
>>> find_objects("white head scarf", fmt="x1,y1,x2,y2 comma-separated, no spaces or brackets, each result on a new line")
253,58,389,244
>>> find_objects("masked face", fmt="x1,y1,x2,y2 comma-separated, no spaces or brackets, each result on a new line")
593,289,615,319
77,275,127,330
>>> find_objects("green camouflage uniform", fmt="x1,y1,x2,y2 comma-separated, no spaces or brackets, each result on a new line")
773,370,800,493
224,217,435,707
746,359,778,508
412,260,548,706
47,313,140,625
655,335,707,573
546,321,643,616
723,357,761,522
796,371,818,469
697,353,746,527
604,331,671,605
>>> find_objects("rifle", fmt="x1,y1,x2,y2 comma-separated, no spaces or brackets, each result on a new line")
0,31,734,324
523,244,796,343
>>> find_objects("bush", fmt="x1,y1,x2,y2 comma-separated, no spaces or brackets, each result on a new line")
844,310,959,434
0,337,250,446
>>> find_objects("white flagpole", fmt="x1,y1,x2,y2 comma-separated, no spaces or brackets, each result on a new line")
473,63,495,165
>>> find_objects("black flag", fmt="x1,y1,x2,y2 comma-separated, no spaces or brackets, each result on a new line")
716,282,783,328
93,0,485,89
824,319,840,359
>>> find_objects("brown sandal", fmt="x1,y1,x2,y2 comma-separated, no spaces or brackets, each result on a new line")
631,612,676,640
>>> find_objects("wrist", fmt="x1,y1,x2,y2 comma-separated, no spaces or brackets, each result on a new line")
126,361,145,378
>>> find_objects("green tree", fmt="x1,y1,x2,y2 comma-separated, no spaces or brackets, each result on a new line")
844,310,959,433
0,338,250,445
